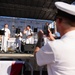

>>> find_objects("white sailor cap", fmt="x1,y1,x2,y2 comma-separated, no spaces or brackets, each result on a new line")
55,2,75,16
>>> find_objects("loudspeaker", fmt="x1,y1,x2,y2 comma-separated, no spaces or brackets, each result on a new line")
34,28,37,32
21,44,36,53
0,30,5,35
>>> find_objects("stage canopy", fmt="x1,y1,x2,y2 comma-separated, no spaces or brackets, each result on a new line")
0,0,74,20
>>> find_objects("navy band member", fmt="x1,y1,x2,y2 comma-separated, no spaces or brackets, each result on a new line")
1,24,11,52
23,25,34,44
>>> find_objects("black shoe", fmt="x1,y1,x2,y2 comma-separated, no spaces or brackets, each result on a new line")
0,50,2,53
1,50,6,53
16,47,19,50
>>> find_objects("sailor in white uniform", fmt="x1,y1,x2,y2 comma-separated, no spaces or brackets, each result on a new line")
15,32,22,51
1,24,11,52
34,1,75,75
23,25,34,44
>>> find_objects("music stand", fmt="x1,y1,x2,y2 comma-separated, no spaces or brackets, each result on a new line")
0,30,5,35
34,28,37,32
0,30,5,51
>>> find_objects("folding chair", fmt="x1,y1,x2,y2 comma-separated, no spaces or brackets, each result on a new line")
25,61,33,75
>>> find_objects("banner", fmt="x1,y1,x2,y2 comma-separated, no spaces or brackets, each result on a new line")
0,61,24,75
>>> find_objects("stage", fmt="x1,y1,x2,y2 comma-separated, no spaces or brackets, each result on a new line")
0,53,34,59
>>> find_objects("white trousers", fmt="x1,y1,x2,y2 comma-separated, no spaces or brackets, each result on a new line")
25,37,34,44
16,38,22,51
1,36,8,52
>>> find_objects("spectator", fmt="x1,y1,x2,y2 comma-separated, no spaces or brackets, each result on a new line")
34,2,75,75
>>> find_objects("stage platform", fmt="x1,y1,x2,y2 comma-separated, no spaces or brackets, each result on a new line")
0,53,34,59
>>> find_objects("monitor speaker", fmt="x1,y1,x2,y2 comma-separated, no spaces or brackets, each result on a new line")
34,28,37,32
21,44,36,53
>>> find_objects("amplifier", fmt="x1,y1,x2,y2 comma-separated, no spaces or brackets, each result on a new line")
21,44,36,54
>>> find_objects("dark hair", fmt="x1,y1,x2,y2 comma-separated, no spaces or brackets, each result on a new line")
27,25,31,28
4,24,8,27
55,9,75,22
45,22,49,25
55,9,75,26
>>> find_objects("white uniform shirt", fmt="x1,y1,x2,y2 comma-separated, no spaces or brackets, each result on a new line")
25,29,34,44
36,30,75,75
15,32,22,40
25,29,34,37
